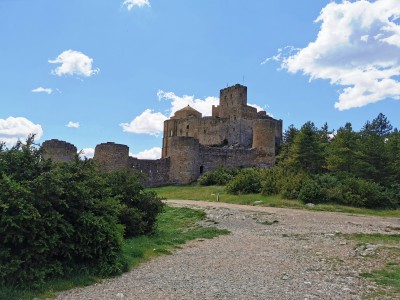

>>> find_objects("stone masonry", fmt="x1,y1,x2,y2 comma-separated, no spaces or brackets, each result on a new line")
42,84,282,186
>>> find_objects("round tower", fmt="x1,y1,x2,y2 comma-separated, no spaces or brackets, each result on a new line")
93,142,129,172
168,137,200,184
42,139,77,162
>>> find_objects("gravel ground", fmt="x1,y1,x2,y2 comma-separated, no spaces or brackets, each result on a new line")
56,200,400,300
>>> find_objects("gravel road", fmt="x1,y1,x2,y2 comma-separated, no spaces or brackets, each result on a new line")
56,200,400,300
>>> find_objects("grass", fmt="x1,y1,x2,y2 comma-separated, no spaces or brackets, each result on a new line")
344,233,400,294
0,206,229,300
149,184,400,217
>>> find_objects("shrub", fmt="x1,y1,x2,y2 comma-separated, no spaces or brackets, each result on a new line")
0,138,164,287
104,171,164,237
260,169,278,196
226,168,262,194
278,172,309,200
199,167,239,186
298,179,322,203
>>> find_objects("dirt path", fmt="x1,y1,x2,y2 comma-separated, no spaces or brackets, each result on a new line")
56,200,400,300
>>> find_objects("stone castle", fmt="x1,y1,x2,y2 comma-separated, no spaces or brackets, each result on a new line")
42,84,282,186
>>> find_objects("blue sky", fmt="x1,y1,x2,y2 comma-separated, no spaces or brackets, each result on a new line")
1,0,399,159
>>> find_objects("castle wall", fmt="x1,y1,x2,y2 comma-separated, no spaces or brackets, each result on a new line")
42,139,77,162
130,157,170,187
94,142,130,173
199,146,258,174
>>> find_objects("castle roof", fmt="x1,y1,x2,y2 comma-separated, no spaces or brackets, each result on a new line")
173,105,202,119
177,105,199,113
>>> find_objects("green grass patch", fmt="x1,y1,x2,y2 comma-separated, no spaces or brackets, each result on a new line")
361,264,400,292
343,233,400,245
0,206,228,300
149,185,400,217
345,233,400,293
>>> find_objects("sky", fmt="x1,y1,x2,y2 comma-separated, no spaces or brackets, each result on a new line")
1,0,399,159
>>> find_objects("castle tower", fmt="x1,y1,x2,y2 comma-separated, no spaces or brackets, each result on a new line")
252,119,276,165
168,137,200,184
93,142,129,172
216,84,247,119
42,139,77,162
162,105,202,158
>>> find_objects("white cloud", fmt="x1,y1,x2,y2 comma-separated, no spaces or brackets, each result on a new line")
131,147,161,160
157,90,219,117
32,87,53,94
123,0,150,10
264,0,400,110
120,109,167,136
49,50,99,77
66,121,80,128
0,117,43,147
79,148,95,159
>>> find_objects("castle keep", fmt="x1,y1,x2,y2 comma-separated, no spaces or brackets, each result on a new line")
42,84,282,186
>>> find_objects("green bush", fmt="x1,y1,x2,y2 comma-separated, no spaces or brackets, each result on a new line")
278,172,309,200
298,179,322,203
199,167,239,186
260,169,278,196
226,168,261,194
104,171,164,237
0,137,164,287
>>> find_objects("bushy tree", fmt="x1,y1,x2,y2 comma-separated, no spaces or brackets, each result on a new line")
287,121,325,173
0,137,164,287
199,167,239,186
225,168,262,194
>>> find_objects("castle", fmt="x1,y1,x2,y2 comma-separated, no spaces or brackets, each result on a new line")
42,84,283,186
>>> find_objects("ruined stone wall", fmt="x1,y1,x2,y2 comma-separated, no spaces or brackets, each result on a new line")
93,142,129,173
129,157,170,187
42,139,77,162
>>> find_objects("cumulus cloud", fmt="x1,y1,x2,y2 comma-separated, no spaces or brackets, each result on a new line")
32,87,53,94
49,50,99,77
157,90,219,117
264,0,400,110
66,121,80,128
123,0,150,10
0,117,43,146
120,109,167,136
131,147,161,160
79,148,95,159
